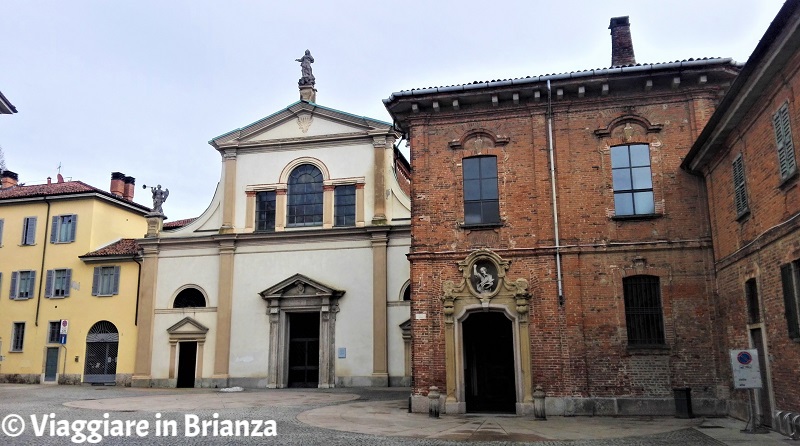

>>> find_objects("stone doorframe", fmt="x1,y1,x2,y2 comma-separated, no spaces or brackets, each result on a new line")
260,274,344,389
442,249,533,415
166,317,209,386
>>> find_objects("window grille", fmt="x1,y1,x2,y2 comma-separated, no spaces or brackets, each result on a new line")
623,275,665,346
48,321,60,344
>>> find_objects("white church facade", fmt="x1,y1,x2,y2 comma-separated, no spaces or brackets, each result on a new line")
132,71,412,388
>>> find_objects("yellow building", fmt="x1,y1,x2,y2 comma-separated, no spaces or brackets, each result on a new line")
0,171,148,385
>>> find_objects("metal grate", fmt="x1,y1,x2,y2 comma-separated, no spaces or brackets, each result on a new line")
84,321,119,384
623,275,665,346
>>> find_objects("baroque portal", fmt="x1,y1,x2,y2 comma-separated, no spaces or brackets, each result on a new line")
441,249,534,414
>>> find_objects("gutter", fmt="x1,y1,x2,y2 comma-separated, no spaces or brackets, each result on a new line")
546,80,564,306
35,198,52,326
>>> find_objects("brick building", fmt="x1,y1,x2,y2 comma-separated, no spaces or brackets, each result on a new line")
683,0,800,424
385,17,740,415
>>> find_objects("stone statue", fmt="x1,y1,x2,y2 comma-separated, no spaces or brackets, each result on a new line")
473,264,495,293
296,50,315,86
151,184,169,214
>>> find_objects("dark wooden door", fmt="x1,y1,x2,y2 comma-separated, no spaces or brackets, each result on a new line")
464,312,516,413
288,313,320,388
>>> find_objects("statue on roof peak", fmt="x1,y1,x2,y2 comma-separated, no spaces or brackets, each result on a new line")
296,50,315,87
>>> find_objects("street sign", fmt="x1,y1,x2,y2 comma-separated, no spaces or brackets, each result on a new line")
60,319,69,335
59,334,67,345
730,349,762,389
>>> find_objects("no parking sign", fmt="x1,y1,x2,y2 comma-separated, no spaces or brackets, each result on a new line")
729,349,762,389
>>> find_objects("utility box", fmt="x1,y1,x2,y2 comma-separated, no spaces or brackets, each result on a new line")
673,387,694,418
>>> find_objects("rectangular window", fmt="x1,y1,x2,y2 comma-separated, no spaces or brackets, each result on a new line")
45,269,72,298
11,322,25,352
732,155,749,217
10,270,36,299
48,321,60,344
780,260,800,341
51,214,77,243
611,144,655,216
746,279,761,324
92,266,120,296
773,102,798,180
334,185,356,227
463,156,500,225
255,191,276,231
623,275,665,346
21,216,36,245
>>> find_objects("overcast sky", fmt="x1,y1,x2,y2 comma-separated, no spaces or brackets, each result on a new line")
0,0,786,220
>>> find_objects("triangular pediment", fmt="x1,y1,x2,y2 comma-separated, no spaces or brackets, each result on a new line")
167,317,209,335
211,101,392,147
259,273,344,300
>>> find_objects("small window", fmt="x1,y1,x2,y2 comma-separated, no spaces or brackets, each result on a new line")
51,214,77,243
48,321,60,344
21,216,36,245
45,269,72,298
773,102,798,180
334,185,356,227
623,275,665,346
11,322,25,351
780,260,800,341
287,164,323,227
10,270,36,299
745,279,760,324
173,288,206,308
611,144,655,216
732,155,749,217
256,191,277,232
463,156,500,225
92,266,120,296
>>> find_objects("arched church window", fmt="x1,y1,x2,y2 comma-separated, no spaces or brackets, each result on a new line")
287,164,323,227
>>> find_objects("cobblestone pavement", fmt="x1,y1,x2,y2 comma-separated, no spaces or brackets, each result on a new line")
0,384,782,445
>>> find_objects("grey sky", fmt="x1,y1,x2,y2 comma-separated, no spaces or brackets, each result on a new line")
0,0,785,221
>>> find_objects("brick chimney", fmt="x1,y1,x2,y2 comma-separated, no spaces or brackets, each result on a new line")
110,172,125,197
609,16,636,67
1,170,18,188
123,176,136,200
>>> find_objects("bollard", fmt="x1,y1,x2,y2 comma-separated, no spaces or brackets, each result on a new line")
533,385,546,420
428,386,440,418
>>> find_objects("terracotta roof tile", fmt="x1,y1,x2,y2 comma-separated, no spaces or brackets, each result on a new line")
0,181,151,212
164,217,197,229
81,239,139,257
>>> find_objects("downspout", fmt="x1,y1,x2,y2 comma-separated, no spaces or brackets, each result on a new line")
133,255,142,326
546,80,564,306
35,198,52,326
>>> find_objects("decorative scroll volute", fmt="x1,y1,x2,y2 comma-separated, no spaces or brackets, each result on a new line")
441,249,531,314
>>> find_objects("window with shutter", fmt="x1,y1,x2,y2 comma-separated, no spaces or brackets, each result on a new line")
21,217,36,245
773,103,798,180
92,266,120,296
0,218,4,246
732,155,749,217
10,270,35,299
51,214,77,243
11,322,25,351
46,269,71,298
780,261,800,341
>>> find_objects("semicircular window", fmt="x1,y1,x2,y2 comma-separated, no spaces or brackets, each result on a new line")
287,164,323,227
173,288,206,308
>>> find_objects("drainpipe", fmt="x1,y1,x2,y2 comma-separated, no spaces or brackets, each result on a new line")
35,198,52,326
133,255,142,326
546,80,564,306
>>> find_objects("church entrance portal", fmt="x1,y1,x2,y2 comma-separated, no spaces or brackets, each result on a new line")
287,312,320,388
463,311,516,413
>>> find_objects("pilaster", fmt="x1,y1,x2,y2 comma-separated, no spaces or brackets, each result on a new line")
132,243,159,387
371,231,389,384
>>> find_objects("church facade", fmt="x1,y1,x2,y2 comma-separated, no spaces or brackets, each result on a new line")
132,63,412,388
385,18,741,415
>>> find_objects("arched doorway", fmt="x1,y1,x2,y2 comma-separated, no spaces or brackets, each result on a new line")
83,321,119,384
463,311,516,413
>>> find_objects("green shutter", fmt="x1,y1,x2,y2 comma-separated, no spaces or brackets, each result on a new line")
50,216,59,244
732,155,748,216
9,271,17,299
112,266,121,295
781,263,800,340
775,103,798,179
92,267,100,296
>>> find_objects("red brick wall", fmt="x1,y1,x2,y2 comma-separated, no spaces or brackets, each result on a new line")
405,80,730,400
703,49,800,413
